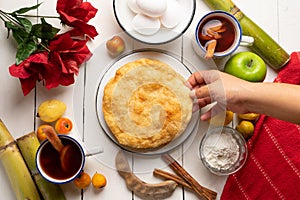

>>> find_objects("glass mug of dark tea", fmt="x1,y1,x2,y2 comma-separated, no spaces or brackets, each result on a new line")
36,135,85,184
193,10,254,59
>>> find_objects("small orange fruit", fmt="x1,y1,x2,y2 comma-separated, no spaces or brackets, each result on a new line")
36,124,51,141
74,171,91,189
209,110,234,126
55,117,73,134
236,120,254,140
92,172,107,189
238,113,260,121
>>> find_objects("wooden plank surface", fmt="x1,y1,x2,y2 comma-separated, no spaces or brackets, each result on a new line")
0,0,299,199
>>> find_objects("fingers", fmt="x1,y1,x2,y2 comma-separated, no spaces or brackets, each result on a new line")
191,96,212,112
186,71,206,89
190,85,210,99
200,110,212,121
200,104,227,121
189,80,211,113
197,96,212,107
186,70,221,89
187,70,230,121
187,70,220,114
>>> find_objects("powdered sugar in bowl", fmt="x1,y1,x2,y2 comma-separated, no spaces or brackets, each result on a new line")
199,126,248,175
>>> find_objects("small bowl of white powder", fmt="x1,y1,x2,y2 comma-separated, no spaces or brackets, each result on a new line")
199,126,248,175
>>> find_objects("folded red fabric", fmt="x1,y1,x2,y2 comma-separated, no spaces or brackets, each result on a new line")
221,52,300,200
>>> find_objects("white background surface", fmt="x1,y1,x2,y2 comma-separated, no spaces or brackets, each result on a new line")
0,0,299,199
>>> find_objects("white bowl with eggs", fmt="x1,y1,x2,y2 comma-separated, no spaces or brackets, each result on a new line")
113,0,196,45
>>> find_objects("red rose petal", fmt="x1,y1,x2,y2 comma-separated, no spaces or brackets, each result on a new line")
56,0,98,38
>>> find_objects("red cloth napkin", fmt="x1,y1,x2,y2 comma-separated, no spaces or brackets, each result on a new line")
221,52,300,200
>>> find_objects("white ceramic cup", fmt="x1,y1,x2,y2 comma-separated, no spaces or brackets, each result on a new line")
193,10,254,59
36,135,85,184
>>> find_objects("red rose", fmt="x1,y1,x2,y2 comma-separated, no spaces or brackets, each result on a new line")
9,52,61,96
56,0,98,39
49,33,92,78
9,33,92,96
5,0,98,96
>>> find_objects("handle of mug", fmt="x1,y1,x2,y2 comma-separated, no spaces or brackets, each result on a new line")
240,36,254,47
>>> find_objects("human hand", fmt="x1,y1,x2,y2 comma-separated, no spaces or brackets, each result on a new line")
186,70,251,120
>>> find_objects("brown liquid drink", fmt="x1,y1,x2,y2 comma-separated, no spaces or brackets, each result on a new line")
197,15,236,53
193,11,254,61
39,137,83,180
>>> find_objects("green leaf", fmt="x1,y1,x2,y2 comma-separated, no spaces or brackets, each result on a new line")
31,18,60,40
12,29,29,44
5,22,29,44
5,21,19,31
16,39,37,65
16,17,32,33
13,3,42,14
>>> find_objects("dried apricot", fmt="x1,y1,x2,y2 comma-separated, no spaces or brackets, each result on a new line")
92,172,107,189
74,171,91,189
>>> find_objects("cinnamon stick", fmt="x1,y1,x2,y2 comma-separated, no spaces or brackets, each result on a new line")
153,168,192,190
162,153,217,200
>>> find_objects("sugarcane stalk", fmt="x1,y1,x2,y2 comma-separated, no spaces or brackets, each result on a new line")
0,119,41,200
17,132,66,200
203,0,290,70
0,119,14,147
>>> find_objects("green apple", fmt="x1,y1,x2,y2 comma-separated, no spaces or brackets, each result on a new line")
224,52,267,82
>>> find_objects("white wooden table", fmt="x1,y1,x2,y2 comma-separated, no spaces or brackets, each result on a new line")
0,0,299,199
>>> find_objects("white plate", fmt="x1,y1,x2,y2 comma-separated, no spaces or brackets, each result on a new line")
113,0,196,45
95,49,200,155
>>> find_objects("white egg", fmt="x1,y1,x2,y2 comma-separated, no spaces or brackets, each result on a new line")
132,13,161,35
127,0,140,14
136,0,167,18
160,0,182,28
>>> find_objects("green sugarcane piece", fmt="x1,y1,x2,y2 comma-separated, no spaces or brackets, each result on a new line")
33,174,67,200
0,119,41,200
0,119,14,147
17,132,66,200
16,132,39,172
203,0,290,69
0,143,41,200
